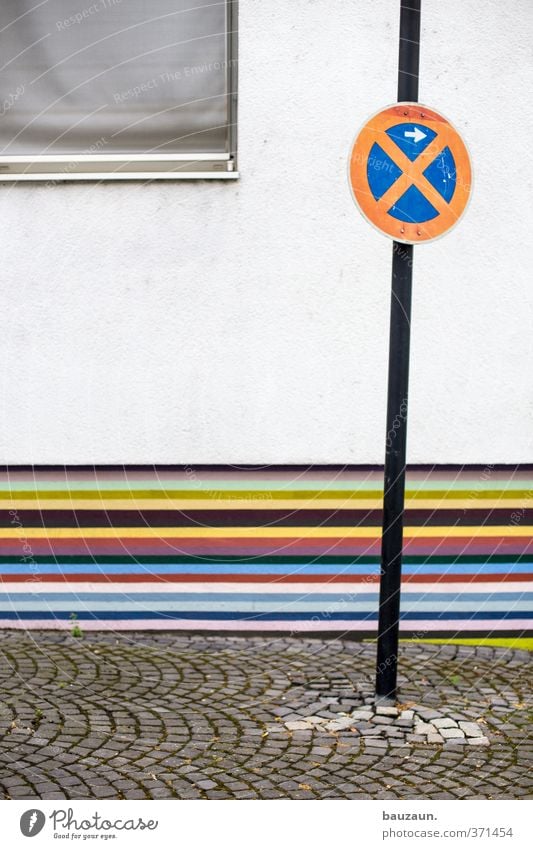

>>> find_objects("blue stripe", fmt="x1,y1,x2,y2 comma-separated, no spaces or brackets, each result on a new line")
0,592,530,603
0,562,530,575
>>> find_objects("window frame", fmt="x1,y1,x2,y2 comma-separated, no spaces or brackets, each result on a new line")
0,0,238,182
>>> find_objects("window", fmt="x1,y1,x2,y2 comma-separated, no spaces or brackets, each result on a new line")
0,0,238,180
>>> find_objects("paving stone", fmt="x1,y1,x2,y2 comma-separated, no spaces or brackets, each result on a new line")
434,718,459,729
441,728,466,739
395,719,414,728
0,632,528,801
427,733,444,744
325,718,357,732
414,722,437,735
459,722,484,738
416,709,441,720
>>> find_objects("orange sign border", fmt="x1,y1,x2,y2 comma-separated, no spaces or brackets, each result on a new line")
348,102,472,244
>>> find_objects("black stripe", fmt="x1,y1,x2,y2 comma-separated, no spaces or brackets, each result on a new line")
0,463,530,472
0,508,530,527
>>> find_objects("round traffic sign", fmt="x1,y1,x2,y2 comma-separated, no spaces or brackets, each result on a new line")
348,103,472,244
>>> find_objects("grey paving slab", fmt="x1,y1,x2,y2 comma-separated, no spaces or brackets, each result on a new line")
0,633,530,800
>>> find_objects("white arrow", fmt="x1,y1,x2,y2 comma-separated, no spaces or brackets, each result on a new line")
404,127,427,144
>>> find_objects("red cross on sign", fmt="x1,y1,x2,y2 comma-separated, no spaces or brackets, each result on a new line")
349,103,472,244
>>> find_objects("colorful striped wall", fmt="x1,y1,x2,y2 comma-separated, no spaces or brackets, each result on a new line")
0,466,531,634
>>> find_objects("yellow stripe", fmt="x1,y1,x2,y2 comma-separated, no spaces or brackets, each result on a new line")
0,526,531,539
1,499,527,510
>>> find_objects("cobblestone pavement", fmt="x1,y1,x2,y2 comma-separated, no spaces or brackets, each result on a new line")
0,633,531,800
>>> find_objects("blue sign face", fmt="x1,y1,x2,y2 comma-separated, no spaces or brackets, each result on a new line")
366,122,457,224
349,103,472,244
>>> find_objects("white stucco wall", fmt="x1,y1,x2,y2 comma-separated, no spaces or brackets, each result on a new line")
1,0,531,464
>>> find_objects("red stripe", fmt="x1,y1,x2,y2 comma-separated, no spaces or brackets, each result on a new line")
0,572,530,584
405,572,530,583
1,537,531,556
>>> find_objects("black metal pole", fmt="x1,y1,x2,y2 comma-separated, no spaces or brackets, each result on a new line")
375,0,421,701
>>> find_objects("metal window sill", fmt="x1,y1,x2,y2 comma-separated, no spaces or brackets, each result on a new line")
0,154,238,182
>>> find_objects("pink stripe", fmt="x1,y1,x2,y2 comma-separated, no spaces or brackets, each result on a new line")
0,581,529,594
0,619,530,631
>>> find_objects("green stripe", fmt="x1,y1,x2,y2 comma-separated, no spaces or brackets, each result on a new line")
0,489,529,500
0,476,533,497
1,479,531,492
0,554,529,565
